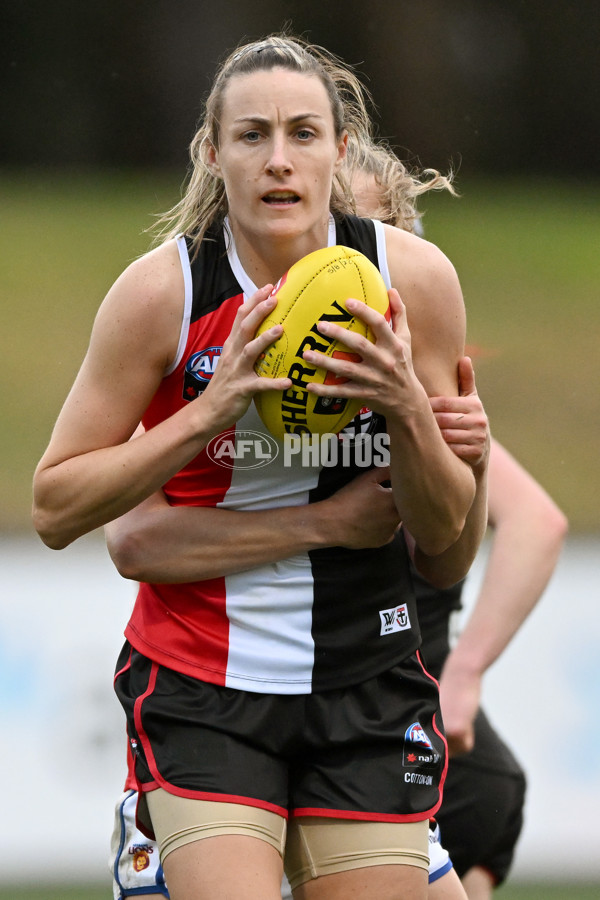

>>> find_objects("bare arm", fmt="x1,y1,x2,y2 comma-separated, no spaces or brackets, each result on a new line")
411,356,490,588
439,438,568,754
106,466,401,583
303,229,478,568
32,242,291,549
106,357,486,586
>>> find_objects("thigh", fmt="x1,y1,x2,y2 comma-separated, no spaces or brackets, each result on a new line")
163,833,284,900
286,817,429,895
148,788,286,900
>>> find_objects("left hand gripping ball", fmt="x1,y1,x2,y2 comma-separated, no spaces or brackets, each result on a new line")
253,245,390,439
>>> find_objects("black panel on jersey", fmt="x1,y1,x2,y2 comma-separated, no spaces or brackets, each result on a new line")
414,569,464,679
306,215,421,690
334,214,380,267
186,229,243,323
308,533,421,690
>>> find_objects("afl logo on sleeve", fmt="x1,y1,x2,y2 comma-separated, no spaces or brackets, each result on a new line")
183,347,222,400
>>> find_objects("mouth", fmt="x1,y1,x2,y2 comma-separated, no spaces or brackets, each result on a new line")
261,191,300,206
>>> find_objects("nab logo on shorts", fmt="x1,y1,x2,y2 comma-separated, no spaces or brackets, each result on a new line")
379,602,411,636
403,721,440,768
183,347,222,400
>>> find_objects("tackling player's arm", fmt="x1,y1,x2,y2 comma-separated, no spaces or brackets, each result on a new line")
106,466,400,583
383,228,479,564
411,354,490,588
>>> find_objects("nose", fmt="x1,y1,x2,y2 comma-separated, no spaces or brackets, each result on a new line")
265,134,292,176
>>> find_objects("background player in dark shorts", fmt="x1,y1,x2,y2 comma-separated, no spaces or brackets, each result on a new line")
348,143,567,896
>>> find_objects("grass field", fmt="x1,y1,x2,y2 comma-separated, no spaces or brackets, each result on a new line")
3,882,600,899
1,169,599,532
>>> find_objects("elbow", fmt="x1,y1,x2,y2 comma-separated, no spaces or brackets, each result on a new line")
412,548,467,591
545,505,569,557
106,530,148,582
417,518,465,559
32,503,76,550
553,507,569,543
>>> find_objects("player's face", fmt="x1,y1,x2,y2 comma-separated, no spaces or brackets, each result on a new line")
208,68,347,253
350,170,388,221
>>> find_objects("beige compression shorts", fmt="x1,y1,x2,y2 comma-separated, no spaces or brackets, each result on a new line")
146,789,429,889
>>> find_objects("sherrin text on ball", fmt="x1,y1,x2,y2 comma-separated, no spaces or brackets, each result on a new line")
254,245,390,439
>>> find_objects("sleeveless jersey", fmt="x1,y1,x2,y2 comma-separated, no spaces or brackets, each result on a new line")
124,214,421,694
412,566,464,680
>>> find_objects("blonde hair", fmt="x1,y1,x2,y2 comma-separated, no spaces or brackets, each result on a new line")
346,140,457,233
151,34,375,256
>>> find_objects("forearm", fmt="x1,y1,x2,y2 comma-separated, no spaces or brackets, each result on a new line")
387,396,477,558
412,460,487,589
33,405,216,550
107,501,333,583
105,467,401,583
443,502,567,678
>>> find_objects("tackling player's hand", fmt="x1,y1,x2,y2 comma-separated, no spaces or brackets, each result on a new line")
429,356,489,471
322,467,401,549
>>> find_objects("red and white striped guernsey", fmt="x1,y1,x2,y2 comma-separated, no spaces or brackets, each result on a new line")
125,214,422,693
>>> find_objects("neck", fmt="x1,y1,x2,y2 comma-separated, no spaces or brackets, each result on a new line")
228,218,331,287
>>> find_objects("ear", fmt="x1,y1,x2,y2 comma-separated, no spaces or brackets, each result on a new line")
206,142,222,177
334,131,348,173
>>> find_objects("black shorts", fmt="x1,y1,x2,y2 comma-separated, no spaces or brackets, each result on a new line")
436,708,526,884
114,643,447,830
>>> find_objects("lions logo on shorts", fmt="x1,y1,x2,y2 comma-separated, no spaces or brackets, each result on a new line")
132,847,151,872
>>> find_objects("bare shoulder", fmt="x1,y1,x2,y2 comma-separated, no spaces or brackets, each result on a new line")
384,225,463,317
42,239,186,456
383,225,466,394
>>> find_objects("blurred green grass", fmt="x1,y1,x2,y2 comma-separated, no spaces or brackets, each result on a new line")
2,169,598,532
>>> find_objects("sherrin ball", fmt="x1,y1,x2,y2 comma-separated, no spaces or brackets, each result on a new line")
253,245,390,439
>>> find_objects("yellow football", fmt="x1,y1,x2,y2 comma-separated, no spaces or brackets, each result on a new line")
254,245,390,438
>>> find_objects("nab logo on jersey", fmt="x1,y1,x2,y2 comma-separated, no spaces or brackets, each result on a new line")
183,347,222,400
403,721,440,768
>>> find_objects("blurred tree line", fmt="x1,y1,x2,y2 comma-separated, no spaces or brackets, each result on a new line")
2,0,598,175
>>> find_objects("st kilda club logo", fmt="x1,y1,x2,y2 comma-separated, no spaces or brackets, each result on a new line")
183,347,222,400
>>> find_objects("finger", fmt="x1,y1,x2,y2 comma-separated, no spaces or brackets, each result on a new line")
249,323,284,359
253,375,292,393
348,292,405,343
386,288,405,333
443,443,487,463
457,355,476,396
245,284,275,311
432,410,474,429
